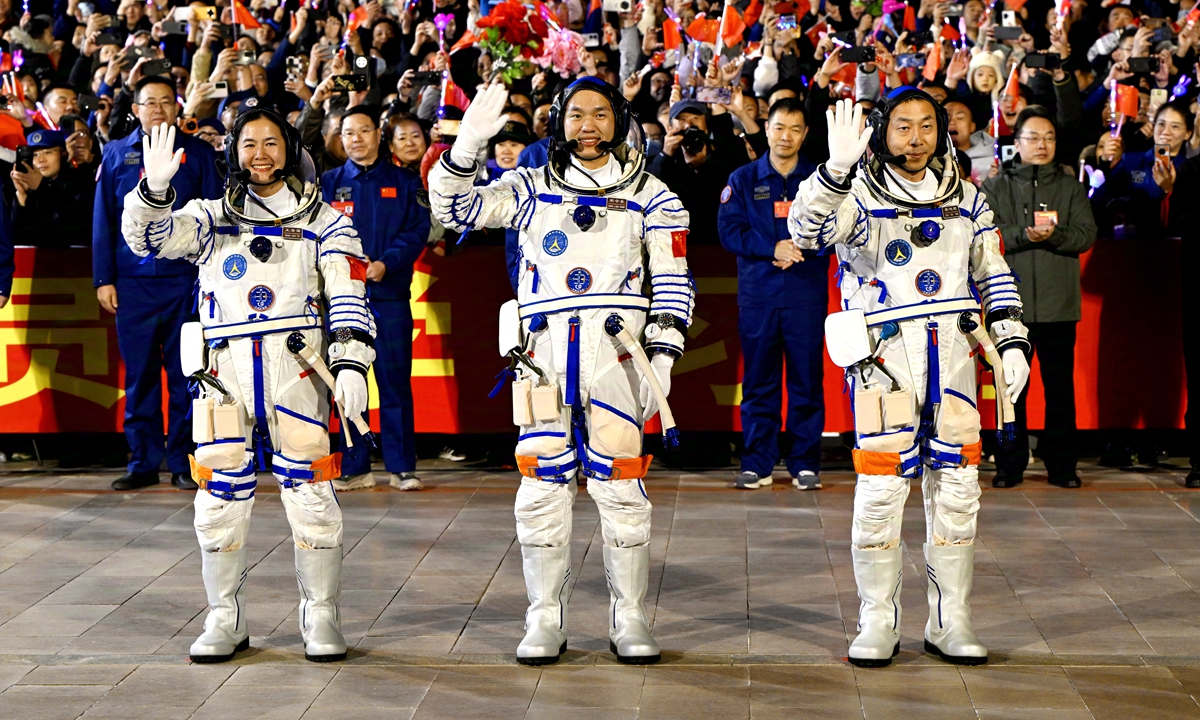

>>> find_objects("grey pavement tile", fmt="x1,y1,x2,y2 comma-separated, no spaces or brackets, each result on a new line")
225,665,339,686
1066,667,1200,720
17,664,136,685
0,683,112,720
858,685,975,720
302,708,416,720
192,684,325,720
0,604,118,637
308,666,438,709
96,664,236,707
973,711,1096,720
637,684,752,720
852,665,966,688
366,603,475,637
525,709,639,720
411,684,537,720
41,575,157,605
0,664,33,690
354,635,461,656
960,666,1087,709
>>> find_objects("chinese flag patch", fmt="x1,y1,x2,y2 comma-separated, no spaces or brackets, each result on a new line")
671,230,688,257
348,256,369,283
380,187,397,198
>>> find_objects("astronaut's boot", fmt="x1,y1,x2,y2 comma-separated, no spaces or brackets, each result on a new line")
604,545,660,665
295,547,347,662
190,548,250,663
924,543,988,665
515,545,571,666
848,545,903,667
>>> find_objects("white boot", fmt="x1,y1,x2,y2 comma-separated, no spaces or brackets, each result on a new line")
848,545,903,667
516,545,570,666
924,543,988,665
604,545,660,664
190,547,250,663
295,547,347,662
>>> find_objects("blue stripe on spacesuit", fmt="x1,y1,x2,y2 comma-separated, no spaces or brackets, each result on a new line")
275,405,327,430
591,399,639,428
942,388,977,409
519,431,566,441
251,338,272,470
565,318,581,408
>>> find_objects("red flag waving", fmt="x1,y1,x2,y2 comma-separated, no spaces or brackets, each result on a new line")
233,0,261,29
939,19,961,43
346,6,369,34
663,18,683,50
923,42,941,82
686,16,719,44
719,4,747,47
1000,62,1021,111
1111,83,1139,118
744,0,764,30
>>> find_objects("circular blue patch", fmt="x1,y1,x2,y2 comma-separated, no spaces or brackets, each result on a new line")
565,267,592,295
223,254,248,280
247,285,275,311
543,230,569,256
720,186,732,204
915,269,942,297
884,239,912,267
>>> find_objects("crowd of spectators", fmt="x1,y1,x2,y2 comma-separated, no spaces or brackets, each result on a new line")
0,0,1196,484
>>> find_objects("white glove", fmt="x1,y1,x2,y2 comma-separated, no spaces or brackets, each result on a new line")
825,98,873,175
639,354,674,421
141,122,184,195
334,371,369,423
450,83,509,167
1000,348,1029,403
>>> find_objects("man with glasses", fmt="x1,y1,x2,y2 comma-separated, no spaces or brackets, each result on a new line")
320,106,431,492
93,75,222,491
982,106,1097,489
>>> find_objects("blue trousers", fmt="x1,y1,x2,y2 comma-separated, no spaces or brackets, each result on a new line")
341,298,417,475
738,304,825,477
114,277,195,475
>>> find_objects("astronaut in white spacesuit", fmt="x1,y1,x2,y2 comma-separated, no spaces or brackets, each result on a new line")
789,89,1031,667
121,107,376,664
428,79,694,666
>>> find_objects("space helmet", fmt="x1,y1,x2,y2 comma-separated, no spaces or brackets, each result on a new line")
862,86,961,208
546,76,646,195
222,102,321,226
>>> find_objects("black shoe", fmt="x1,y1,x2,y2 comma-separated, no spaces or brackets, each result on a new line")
1186,467,1200,489
111,472,160,491
171,472,199,490
991,473,1024,489
1048,474,1082,489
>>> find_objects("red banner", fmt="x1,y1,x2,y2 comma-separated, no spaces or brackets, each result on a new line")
0,243,1185,433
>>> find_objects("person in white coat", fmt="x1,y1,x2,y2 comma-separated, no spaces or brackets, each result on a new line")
789,88,1032,668
428,78,695,666
121,106,376,665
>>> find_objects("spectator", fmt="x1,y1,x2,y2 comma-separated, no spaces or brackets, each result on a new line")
92,76,222,492
717,99,828,491
386,112,429,172
981,106,1097,489
321,106,431,492
945,100,994,184
489,121,532,176
7,129,95,248
41,85,79,129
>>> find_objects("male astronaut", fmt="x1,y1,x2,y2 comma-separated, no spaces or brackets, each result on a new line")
789,89,1031,667
428,79,694,666
120,106,376,665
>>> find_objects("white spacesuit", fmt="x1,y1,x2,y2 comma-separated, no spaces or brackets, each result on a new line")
428,79,694,666
121,110,375,664
789,91,1031,667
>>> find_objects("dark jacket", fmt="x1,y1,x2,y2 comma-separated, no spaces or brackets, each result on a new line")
981,162,1097,323
1091,148,1187,240
8,166,96,249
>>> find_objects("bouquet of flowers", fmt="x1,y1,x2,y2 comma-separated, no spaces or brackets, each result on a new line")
535,28,585,78
475,0,550,84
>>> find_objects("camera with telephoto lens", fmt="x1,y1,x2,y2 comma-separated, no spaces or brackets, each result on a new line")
680,127,708,155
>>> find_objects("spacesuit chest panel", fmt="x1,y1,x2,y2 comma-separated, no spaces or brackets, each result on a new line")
200,229,320,327
520,199,644,301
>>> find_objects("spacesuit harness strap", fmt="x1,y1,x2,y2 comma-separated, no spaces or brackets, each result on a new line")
863,298,979,327
272,452,344,487
852,441,981,477
203,315,323,340
189,454,258,502
212,225,321,241
535,193,645,214
866,206,962,220
518,294,650,320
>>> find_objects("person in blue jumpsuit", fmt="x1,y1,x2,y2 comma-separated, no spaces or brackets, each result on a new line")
320,106,431,491
716,98,829,491
93,76,222,491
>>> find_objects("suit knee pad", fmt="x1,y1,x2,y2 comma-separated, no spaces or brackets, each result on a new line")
277,408,329,461
932,466,980,546
194,490,254,552
514,477,574,547
588,478,652,548
280,482,343,549
589,402,642,459
852,474,910,550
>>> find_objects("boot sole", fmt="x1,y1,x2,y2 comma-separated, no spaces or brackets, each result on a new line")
924,639,988,666
609,640,661,665
190,636,250,664
305,650,348,663
516,641,567,666
848,641,900,668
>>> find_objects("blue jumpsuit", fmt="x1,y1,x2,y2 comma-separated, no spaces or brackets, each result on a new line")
92,129,222,477
717,153,829,478
320,159,430,476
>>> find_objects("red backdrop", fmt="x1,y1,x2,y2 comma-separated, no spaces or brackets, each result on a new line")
0,242,1183,433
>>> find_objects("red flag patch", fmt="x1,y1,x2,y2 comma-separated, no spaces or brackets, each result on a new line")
380,187,397,198
671,231,688,258
348,256,369,283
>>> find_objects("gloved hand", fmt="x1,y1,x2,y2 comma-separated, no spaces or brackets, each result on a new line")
141,122,184,195
450,83,510,167
334,371,369,424
639,354,674,420
825,98,873,175
1000,347,1029,403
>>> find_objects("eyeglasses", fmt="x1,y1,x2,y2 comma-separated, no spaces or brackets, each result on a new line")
1016,133,1056,146
135,99,177,110
340,129,378,139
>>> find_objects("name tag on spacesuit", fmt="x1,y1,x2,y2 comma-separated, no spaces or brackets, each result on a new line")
331,201,354,217
774,201,790,219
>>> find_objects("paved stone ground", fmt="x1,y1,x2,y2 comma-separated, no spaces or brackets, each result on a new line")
3,458,1200,718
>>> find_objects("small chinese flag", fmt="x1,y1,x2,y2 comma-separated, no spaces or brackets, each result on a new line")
686,16,719,44
939,19,961,43
923,42,941,82
719,3,746,47
1111,83,1139,118
232,0,261,29
663,18,682,51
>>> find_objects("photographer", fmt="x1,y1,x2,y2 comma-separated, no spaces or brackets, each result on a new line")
981,106,1097,489
7,129,96,248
